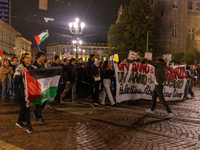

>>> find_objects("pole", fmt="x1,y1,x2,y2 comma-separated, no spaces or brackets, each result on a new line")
76,35,78,59
37,45,41,51
146,31,149,52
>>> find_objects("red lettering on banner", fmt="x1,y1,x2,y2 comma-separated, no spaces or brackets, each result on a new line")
117,64,123,71
125,63,129,71
150,66,154,74
139,64,144,73
166,67,187,80
132,63,138,71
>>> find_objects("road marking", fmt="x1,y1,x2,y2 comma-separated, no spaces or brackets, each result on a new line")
0,140,24,150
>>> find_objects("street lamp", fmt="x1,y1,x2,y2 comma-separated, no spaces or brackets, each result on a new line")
69,18,85,58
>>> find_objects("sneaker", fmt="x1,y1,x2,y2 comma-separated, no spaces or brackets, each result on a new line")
31,111,38,121
16,122,25,128
146,109,154,114
45,106,52,110
94,103,98,106
27,127,34,134
192,95,196,98
38,118,46,125
164,113,174,118
111,104,116,107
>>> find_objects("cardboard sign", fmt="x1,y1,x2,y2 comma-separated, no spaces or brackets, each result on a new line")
145,52,152,60
163,54,172,61
127,50,138,60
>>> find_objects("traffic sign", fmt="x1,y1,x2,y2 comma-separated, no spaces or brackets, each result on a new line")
97,50,102,55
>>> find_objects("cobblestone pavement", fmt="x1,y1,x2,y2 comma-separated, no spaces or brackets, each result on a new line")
1,87,200,150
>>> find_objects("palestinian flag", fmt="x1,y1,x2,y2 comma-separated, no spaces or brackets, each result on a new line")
34,30,49,45
25,66,62,107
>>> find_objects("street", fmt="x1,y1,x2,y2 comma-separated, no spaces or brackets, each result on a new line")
1,87,200,150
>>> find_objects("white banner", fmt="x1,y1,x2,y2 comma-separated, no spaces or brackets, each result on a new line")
114,63,187,103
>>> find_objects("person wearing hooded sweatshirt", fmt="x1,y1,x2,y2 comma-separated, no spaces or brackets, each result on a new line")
138,56,173,118
1,58,13,101
83,54,95,97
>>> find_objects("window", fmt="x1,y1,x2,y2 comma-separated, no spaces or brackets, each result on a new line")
197,2,200,10
173,1,177,8
189,28,194,40
161,10,164,17
172,25,178,37
188,2,192,10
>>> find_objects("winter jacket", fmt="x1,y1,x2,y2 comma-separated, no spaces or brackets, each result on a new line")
143,58,166,85
103,69,114,79
65,63,77,83
77,67,86,83
10,61,19,78
13,64,34,101
1,65,13,82
84,58,94,83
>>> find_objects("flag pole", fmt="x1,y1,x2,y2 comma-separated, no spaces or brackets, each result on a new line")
37,45,41,51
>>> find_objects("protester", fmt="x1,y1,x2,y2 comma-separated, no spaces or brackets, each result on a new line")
1,59,13,101
44,59,52,110
138,56,173,118
53,55,63,106
189,64,196,89
121,58,127,64
60,58,77,103
14,53,34,133
84,54,95,97
10,57,19,101
184,66,195,99
101,61,116,107
77,63,85,94
75,58,83,70
92,60,101,106
31,51,47,125
197,64,200,85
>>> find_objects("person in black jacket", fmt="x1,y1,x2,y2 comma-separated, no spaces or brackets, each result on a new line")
14,53,34,133
52,55,63,107
60,58,77,103
77,63,86,94
92,60,101,106
83,54,95,97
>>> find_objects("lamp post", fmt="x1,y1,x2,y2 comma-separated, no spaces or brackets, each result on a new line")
69,18,85,58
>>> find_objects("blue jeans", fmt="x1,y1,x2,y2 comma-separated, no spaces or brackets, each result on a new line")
1,77,11,100
184,81,194,98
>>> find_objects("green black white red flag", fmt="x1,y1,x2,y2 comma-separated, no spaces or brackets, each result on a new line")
25,66,62,107
34,30,49,45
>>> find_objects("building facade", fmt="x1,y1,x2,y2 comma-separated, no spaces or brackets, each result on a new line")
31,47,40,61
149,0,200,54
15,37,32,57
46,42,109,61
0,0,11,25
0,19,20,59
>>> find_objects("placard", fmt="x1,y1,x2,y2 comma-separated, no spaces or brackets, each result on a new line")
127,50,138,60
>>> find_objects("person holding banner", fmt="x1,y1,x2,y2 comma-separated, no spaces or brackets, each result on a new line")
138,56,173,118
14,53,34,133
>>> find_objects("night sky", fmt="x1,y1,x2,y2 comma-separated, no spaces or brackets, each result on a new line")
11,0,132,50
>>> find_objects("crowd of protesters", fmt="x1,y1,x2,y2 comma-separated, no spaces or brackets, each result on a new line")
0,51,198,133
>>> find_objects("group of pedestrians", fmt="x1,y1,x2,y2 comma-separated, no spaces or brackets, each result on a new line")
1,51,198,133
